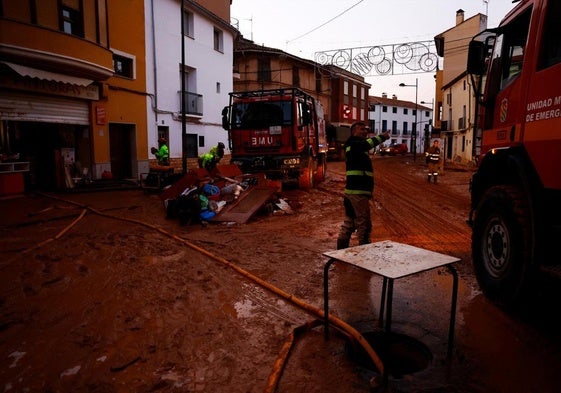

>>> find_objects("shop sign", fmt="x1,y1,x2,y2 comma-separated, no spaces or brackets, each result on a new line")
0,75,99,100
96,105,106,124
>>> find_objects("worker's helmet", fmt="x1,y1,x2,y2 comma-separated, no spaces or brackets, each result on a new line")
218,142,225,149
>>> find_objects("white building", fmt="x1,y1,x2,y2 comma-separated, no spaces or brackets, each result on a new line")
145,0,237,170
368,93,433,154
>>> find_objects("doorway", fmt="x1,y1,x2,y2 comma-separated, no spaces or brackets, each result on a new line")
109,123,135,179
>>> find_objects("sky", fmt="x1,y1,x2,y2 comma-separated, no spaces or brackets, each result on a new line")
231,0,517,105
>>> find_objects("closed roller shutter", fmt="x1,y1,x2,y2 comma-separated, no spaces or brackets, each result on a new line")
0,92,90,125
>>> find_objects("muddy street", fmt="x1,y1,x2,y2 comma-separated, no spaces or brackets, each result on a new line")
1,156,560,393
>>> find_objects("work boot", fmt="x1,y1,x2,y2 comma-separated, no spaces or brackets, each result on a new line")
336,238,349,250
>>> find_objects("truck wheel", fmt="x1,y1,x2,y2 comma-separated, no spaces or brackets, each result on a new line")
314,157,327,183
338,148,345,162
472,185,535,307
298,158,315,189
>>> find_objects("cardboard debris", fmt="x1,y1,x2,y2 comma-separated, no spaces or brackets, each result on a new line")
275,198,293,214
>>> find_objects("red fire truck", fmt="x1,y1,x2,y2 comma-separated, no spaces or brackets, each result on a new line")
221,88,327,188
467,0,561,307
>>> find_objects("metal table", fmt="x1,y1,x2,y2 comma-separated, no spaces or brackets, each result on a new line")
323,240,460,361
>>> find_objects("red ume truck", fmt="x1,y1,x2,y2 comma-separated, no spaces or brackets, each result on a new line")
467,0,561,307
221,88,327,189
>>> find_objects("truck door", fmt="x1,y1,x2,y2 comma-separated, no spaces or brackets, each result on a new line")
482,7,531,152
523,0,561,189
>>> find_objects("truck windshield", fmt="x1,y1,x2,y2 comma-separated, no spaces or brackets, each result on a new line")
231,101,292,130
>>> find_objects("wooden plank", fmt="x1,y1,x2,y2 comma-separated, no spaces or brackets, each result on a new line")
214,164,243,178
159,169,210,201
213,186,277,223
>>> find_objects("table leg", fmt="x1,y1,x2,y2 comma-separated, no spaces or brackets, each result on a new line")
323,258,336,340
446,265,458,362
378,277,387,329
385,279,394,333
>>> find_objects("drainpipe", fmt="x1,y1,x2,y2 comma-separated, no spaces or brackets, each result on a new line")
181,0,187,174
150,0,158,125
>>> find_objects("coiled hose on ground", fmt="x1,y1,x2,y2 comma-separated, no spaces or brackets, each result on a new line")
25,192,385,390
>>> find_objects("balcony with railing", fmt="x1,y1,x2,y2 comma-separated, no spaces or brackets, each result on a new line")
179,91,203,116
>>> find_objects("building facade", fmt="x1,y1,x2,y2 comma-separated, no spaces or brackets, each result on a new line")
434,9,487,165
368,93,433,153
104,0,150,181
0,0,116,190
232,37,370,137
0,0,237,192
145,0,237,173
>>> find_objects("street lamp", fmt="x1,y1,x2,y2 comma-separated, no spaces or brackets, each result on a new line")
421,100,434,153
399,78,418,161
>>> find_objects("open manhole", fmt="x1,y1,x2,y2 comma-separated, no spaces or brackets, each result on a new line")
345,330,433,378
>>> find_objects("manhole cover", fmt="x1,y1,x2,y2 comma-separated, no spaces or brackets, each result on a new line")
346,330,432,378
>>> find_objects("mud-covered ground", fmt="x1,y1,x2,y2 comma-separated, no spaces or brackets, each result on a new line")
1,156,560,393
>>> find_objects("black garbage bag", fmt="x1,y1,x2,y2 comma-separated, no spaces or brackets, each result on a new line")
165,187,201,226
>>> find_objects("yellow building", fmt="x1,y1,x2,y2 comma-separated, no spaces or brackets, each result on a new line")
103,0,148,180
0,0,147,190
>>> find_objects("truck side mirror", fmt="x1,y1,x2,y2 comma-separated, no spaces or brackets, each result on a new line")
467,40,486,75
221,107,229,130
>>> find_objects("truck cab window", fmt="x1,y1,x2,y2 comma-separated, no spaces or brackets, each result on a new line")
235,102,290,129
499,8,531,89
539,1,561,69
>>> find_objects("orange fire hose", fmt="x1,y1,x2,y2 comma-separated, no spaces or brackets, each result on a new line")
264,319,328,393
31,193,385,381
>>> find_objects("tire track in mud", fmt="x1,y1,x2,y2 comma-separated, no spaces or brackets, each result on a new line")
378,170,470,239
327,157,472,254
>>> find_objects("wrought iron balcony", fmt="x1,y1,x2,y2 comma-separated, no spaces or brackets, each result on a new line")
179,91,203,116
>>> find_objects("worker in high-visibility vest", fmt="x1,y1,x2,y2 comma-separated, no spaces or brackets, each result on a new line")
425,139,441,184
151,137,169,166
336,122,390,249
198,142,225,171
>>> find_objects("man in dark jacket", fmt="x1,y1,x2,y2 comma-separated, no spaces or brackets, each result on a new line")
336,122,390,249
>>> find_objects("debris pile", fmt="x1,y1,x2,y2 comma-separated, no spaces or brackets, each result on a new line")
159,164,287,225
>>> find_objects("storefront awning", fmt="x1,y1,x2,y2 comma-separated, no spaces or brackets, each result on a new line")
2,62,93,86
